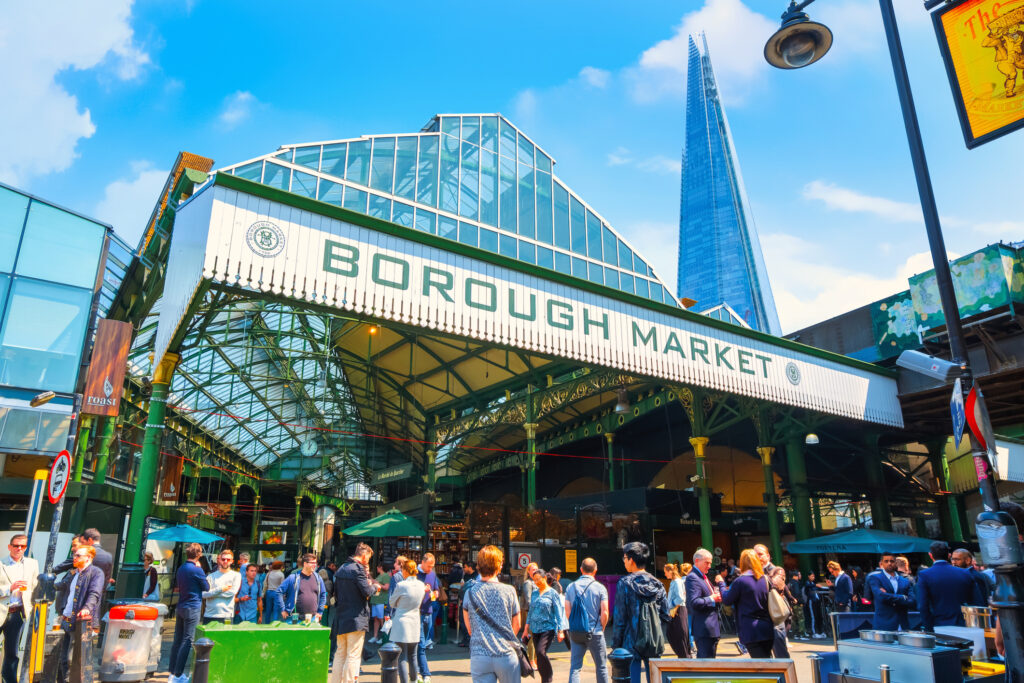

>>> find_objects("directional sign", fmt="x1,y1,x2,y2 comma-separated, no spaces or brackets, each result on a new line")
47,450,72,505
951,378,966,448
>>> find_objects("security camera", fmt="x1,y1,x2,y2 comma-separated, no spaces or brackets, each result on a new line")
689,474,701,483
895,350,962,383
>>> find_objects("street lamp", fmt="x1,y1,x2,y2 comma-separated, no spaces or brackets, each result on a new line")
765,1,1024,678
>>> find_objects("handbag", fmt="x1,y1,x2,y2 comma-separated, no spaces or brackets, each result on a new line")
466,585,535,678
766,579,791,626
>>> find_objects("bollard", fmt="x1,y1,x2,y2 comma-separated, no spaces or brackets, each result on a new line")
71,619,94,683
809,654,823,683
379,642,401,683
609,648,633,683
879,664,891,683
192,638,216,683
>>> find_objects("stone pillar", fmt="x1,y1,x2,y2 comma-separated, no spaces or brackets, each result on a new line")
92,416,118,486
294,496,303,527
927,439,963,542
785,437,814,576
757,446,783,564
229,484,241,522
689,436,713,550
72,416,94,482
524,424,538,509
605,432,616,491
863,435,892,531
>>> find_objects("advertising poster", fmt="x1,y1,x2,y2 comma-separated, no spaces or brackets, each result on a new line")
933,0,1024,147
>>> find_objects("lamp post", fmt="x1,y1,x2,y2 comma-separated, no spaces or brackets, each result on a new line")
765,1,1024,678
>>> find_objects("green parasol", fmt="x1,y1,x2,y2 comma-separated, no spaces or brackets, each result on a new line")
342,509,425,538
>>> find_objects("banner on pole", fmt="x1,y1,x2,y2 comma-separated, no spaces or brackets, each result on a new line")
82,319,133,417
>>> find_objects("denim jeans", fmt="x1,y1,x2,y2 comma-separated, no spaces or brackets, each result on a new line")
417,612,432,676
629,658,651,683
170,605,201,677
568,633,609,683
1,609,25,683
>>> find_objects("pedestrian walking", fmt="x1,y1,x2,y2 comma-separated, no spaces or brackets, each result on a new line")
802,572,825,638
565,558,609,683
238,553,251,575
262,560,285,623
319,561,336,627
1,533,38,683
417,553,440,682
281,553,327,623
461,545,522,683
864,552,914,631
662,564,689,658
168,544,207,683
369,564,391,643
685,548,722,658
611,542,670,683
767,567,791,658
457,560,477,648
917,540,983,630
330,542,382,683
519,562,538,664
524,570,567,683
202,550,241,625
56,545,103,683
721,549,773,659
388,559,427,683
142,552,160,601
236,564,261,623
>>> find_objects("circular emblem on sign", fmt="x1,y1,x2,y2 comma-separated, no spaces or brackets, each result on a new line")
48,449,72,504
785,361,802,386
517,553,531,569
245,221,285,257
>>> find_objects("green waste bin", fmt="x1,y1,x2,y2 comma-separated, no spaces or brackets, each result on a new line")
195,621,329,683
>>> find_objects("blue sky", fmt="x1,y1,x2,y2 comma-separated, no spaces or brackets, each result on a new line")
3,0,1022,333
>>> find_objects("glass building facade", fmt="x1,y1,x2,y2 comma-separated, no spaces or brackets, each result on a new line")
221,114,676,305
677,36,781,335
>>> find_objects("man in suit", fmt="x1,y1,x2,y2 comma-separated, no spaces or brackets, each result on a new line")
918,540,984,631
864,552,915,631
952,549,991,607
55,529,113,584
685,548,721,658
828,561,854,611
331,542,382,683
1,533,39,683
57,545,104,683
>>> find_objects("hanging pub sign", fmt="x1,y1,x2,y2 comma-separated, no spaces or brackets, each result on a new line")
82,319,133,416
371,463,414,486
932,0,1024,148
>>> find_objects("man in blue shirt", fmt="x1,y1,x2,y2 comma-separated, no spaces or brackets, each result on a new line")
168,543,209,683
864,552,915,631
565,558,609,683
918,540,983,630
236,564,261,623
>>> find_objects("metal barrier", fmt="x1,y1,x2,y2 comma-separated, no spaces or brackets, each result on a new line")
192,639,215,683
609,648,633,683
379,642,401,683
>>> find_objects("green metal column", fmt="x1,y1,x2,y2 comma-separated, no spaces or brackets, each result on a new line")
294,496,302,527
250,495,261,544
928,439,963,542
187,466,199,504
525,423,538,510
812,499,822,532
863,435,892,531
230,484,240,522
605,432,616,491
92,416,118,486
72,416,94,482
690,436,713,550
785,438,814,576
757,447,783,564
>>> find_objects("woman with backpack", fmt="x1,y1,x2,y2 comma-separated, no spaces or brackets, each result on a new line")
611,542,670,683
721,549,774,658
523,569,567,683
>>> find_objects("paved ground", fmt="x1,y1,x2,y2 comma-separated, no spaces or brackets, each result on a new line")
143,619,835,683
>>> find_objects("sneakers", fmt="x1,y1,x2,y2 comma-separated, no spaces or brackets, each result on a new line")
416,677,424,683
423,678,432,683
368,636,380,644
168,676,180,683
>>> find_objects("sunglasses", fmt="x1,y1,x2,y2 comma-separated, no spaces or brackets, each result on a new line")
10,544,27,549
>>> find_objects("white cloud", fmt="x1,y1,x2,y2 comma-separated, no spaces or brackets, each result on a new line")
607,147,633,166
219,91,257,128
94,162,169,246
802,180,923,223
637,155,682,175
0,1,149,185
971,220,1024,240
579,66,611,88
513,89,538,123
627,0,776,105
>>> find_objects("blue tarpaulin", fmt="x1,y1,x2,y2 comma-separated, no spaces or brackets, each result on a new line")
786,528,934,554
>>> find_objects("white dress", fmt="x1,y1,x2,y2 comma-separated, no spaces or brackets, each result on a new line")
388,576,427,644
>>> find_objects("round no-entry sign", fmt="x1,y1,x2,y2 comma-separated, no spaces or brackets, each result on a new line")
48,450,72,504
517,553,531,569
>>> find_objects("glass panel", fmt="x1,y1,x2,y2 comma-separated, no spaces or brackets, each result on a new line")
263,162,289,190
499,234,516,258
571,257,587,278
480,150,498,227
620,273,635,294
481,116,498,153
479,227,498,253
458,221,478,247
605,267,619,289
294,146,321,171
553,183,570,250
518,241,536,264
499,155,516,233
0,186,29,273
394,137,418,201
439,133,460,213
517,133,534,167
499,119,517,159
517,163,534,238
0,278,93,392
537,247,554,270
414,208,437,234
588,262,604,285
438,215,458,240
536,151,552,173
343,187,368,212
0,274,8,318
367,194,392,220
535,171,552,245
234,161,263,182
416,135,439,207
393,201,415,228
17,202,104,289
0,408,37,451
441,116,460,138
461,116,480,146
345,140,371,186
619,240,633,271
273,149,293,163
570,197,587,255
321,143,347,177
586,210,602,260
635,278,650,299
370,137,396,193
291,171,317,198
318,179,343,205
602,226,617,266
37,412,71,452
555,252,571,275
459,141,479,220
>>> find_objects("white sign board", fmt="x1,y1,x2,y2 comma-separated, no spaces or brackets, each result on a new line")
155,179,903,427
48,450,72,504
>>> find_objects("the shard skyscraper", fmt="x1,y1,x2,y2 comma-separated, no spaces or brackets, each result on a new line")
677,34,781,335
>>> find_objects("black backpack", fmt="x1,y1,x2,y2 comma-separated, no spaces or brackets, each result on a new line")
634,596,665,659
